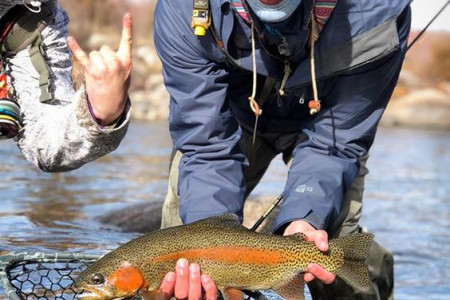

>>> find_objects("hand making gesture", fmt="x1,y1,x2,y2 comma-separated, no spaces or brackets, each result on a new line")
67,13,133,126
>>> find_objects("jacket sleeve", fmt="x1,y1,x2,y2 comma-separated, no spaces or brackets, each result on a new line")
11,3,130,172
274,8,411,232
154,0,247,223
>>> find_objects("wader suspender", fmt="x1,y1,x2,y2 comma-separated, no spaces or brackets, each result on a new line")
0,1,55,103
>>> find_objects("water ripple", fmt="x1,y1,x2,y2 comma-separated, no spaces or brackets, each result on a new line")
0,123,449,299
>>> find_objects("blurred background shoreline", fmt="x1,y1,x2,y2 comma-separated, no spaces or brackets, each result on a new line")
60,0,450,129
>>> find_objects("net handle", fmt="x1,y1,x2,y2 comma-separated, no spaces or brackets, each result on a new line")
0,268,20,300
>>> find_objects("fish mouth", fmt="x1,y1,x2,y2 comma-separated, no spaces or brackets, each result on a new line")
77,291,104,300
76,286,125,300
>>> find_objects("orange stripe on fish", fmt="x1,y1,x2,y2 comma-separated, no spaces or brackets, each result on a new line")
76,214,374,300
152,246,294,265
107,263,148,294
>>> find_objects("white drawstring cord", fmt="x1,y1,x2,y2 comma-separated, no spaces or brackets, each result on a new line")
278,62,291,96
247,12,322,147
308,14,321,115
248,22,262,146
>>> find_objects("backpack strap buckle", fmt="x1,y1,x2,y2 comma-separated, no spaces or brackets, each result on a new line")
192,0,211,36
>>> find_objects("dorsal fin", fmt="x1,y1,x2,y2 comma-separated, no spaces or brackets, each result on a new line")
288,232,308,242
191,213,242,228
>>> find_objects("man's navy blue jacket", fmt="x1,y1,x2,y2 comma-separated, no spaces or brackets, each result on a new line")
154,0,411,231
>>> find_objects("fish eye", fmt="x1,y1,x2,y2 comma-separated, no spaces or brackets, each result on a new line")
90,273,105,285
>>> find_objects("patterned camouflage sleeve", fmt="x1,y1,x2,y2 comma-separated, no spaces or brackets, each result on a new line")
9,3,130,172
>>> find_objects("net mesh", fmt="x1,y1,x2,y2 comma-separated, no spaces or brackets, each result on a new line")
8,259,92,300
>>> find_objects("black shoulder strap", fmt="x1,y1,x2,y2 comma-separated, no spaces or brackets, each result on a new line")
1,1,56,103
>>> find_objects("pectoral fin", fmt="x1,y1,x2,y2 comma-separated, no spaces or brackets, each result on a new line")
273,274,305,300
221,288,245,300
137,289,167,300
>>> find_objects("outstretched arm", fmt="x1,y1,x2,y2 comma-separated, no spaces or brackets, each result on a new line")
15,9,132,172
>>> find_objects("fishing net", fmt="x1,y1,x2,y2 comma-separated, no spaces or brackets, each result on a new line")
0,251,267,300
0,251,100,300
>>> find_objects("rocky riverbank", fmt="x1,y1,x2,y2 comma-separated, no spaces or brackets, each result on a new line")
381,82,450,130
69,4,450,131
129,47,450,131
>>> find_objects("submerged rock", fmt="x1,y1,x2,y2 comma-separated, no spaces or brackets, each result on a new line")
97,201,163,233
97,196,281,234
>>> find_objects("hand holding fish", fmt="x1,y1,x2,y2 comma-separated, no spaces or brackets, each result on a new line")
158,219,335,300
160,258,218,300
75,214,373,300
284,220,336,284
67,13,133,126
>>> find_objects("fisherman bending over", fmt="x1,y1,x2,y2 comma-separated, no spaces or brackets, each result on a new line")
154,0,411,299
0,0,132,171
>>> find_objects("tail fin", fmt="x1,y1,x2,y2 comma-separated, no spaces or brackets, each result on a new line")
330,233,374,292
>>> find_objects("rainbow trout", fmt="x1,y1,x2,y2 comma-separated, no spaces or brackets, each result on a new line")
75,214,374,300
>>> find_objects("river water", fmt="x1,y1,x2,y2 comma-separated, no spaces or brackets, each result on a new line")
0,120,449,300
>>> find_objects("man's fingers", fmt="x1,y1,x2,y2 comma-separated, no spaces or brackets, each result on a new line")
304,273,315,282
159,259,218,300
201,274,219,300
188,264,202,300
312,230,329,252
306,264,336,284
88,51,105,73
67,36,90,69
117,13,133,62
99,46,120,71
159,272,176,296
174,259,189,299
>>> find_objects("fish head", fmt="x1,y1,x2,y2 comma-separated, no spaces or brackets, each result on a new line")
75,262,147,300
